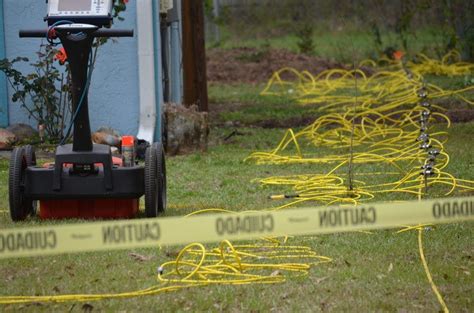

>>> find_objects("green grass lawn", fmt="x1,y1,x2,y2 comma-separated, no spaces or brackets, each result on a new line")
212,26,454,64
0,113,473,311
1,48,473,310
208,83,316,126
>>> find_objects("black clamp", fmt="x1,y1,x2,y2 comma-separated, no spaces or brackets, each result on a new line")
417,133,429,142
421,109,431,117
421,163,433,170
420,100,431,108
417,87,428,98
420,142,432,150
421,168,435,176
428,149,440,156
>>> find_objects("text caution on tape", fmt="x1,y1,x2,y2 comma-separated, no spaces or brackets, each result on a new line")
0,196,473,259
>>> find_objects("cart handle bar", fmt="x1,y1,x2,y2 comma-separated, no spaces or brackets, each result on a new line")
19,29,134,38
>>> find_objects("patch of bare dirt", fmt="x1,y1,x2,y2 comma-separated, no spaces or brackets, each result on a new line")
207,47,371,84
252,116,318,128
447,109,474,123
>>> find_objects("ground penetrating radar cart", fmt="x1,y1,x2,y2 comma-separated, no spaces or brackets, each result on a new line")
9,0,166,220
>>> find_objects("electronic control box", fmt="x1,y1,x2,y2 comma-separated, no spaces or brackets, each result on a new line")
46,0,114,27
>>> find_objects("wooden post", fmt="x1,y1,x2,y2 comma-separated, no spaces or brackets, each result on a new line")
181,0,208,111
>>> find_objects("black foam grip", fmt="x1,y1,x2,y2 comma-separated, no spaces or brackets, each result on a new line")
19,30,48,38
94,29,134,37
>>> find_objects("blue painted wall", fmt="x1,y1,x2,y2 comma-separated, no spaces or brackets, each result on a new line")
3,1,141,135
0,0,9,127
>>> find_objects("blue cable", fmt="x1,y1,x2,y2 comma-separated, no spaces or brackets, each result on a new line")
46,20,74,45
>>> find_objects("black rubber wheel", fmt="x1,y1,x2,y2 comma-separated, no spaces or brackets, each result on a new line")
162,113,168,153
9,147,29,221
23,145,37,167
22,145,37,216
157,142,167,213
144,142,166,217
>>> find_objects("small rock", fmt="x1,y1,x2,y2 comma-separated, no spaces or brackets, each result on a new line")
92,127,121,147
0,128,17,149
164,103,209,155
224,120,234,127
6,123,37,142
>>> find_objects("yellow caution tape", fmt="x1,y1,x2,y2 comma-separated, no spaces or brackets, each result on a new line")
0,196,472,259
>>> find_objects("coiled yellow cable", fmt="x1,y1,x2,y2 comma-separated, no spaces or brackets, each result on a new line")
0,51,471,308
245,51,473,310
